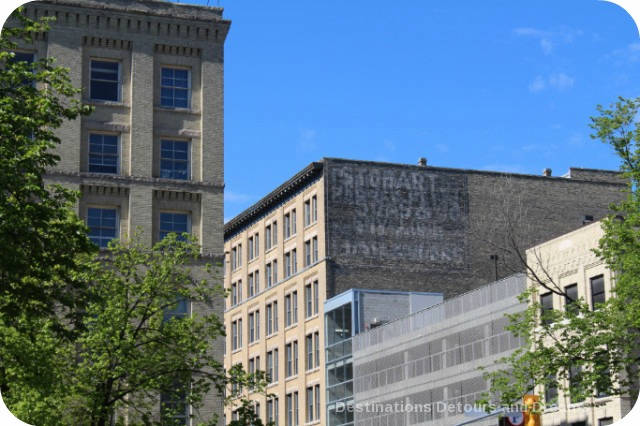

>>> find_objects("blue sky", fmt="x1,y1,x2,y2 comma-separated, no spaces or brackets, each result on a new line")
175,0,640,221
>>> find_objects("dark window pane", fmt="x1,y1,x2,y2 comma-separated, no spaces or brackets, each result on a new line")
87,207,117,248
565,284,578,315
591,275,606,308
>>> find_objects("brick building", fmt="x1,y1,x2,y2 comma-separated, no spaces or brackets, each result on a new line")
13,0,230,423
223,157,625,424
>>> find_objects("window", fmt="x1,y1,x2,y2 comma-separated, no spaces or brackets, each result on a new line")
286,392,299,426
540,292,553,326
273,259,278,284
306,385,321,422
231,247,237,270
267,397,279,424
231,283,237,306
160,140,189,180
87,207,118,248
291,209,297,235
266,351,274,383
285,251,292,278
306,334,313,370
254,310,260,341
304,240,312,267
237,280,243,302
285,341,298,377
284,213,291,239
313,281,319,315
265,225,272,250
565,284,579,315
161,67,189,108
159,212,189,241
544,374,558,406
254,233,259,258
305,284,313,318
248,236,254,260
304,199,311,227
248,273,254,298
569,365,584,403
312,237,319,263
273,301,279,332
89,133,119,174
266,263,272,288
231,319,239,350
599,418,614,426
237,244,242,266
90,60,120,101
266,304,273,335
312,195,317,222
249,312,255,343
314,331,320,367
285,294,292,327
272,221,278,245
161,386,188,426
254,270,260,295
591,275,606,309
163,297,189,322
293,291,298,324
292,249,297,274
12,51,34,64
306,387,314,422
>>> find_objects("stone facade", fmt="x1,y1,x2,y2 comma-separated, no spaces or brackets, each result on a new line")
14,0,230,423
527,222,634,426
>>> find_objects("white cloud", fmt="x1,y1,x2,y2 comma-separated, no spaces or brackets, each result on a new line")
513,26,582,55
548,73,574,90
224,191,252,203
528,75,546,93
540,38,553,55
528,73,574,93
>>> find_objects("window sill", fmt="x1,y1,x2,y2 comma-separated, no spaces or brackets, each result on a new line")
284,235,296,243
306,367,320,374
266,332,279,340
265,246,277,255
267,382,279,389
285,323,298,331
86,99,128,107
305,314,320,323
285,374,298,382
231,348,243,354
154,106,200,115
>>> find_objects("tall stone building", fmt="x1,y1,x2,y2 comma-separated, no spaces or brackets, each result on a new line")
14,0,230,423
223,157,625,425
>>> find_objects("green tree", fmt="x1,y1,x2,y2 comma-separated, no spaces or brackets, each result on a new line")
480,97,640,411
0,10,267,425
0,7,94,413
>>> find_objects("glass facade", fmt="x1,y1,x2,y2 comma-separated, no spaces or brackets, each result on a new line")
325,299,355,426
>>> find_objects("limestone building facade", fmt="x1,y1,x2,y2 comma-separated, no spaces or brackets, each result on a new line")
527,222,634,426
223,158,625,425
12,0,230,423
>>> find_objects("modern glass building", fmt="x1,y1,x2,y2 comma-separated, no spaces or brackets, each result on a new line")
325,289,443,426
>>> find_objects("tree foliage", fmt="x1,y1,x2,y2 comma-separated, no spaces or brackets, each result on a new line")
1,10,266,425
481,96,640,410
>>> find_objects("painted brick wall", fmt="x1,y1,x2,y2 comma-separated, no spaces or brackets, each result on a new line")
324,158,625,298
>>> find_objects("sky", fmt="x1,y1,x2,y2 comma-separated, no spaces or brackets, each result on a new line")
173,0,640,221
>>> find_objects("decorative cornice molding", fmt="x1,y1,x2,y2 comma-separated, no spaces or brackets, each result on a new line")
45,171,224,193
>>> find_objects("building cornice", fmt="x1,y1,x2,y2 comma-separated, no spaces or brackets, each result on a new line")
223,162,324,239
45,171,224,193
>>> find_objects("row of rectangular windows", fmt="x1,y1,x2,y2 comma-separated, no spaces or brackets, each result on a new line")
13,53,191,109
230,195,318,271
229,281,320,351
87,207,190,248
229,237,319,307
88,134,191,179
90,59,191,108
539,274,606,325
232,387,319,426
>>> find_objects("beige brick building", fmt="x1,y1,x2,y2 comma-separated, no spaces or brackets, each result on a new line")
527,222,634,426
13,0,230,423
